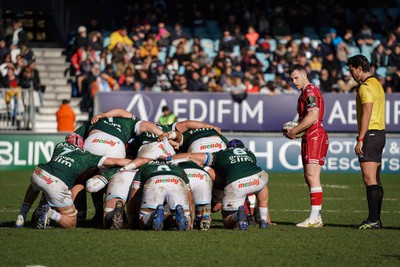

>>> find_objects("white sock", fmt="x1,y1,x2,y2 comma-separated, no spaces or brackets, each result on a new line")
310,206,322,221
48,209,62,222
259,207,268,222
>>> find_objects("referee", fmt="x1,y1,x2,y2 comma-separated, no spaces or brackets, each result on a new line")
346,55,386,229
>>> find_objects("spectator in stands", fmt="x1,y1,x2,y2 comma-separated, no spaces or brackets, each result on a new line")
120,73,136,91
299,37,316,60
80,63,101,113
337,70,358,93
0,38,9,63
130,24,146,49
230,75,246,102
371,44,387,69
222,75,234,92
70,43,97,76
88,31,103,51
19,61,44,105
387,44,400,71
155,22,171,50
56,99,76,132
3,66,23,126
244,77,259,93
10,20,29,50
310,55,322,73
187,71,204,92
355,23,375,47
191,44,207,68
90,72,119,97
219,30,235,54
116,53,135,79
245,26,259,49
170,22,191,47
108,26,134,51
72,26,88,53
285,39,300,63
172,42,191,66
151,73,171,92
322,51,341,77
319,68,336,93
139,38,159,59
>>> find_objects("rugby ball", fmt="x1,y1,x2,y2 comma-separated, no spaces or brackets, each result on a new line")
282,121,305,138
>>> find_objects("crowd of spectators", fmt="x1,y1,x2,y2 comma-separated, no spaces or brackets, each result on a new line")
0,19,44,128
65,1,400,111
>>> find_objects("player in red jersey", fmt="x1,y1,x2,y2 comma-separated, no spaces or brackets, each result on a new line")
284,64,329,228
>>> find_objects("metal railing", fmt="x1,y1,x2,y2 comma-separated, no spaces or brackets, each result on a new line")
0,88,36,130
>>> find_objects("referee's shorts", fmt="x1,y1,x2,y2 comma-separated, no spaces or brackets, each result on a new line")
359,130,386,163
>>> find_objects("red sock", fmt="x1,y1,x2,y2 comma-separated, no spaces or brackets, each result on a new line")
244,200,250,215
310,187,323,206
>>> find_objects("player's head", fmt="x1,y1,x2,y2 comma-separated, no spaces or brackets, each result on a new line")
227,139,245,149
288,63,308,89
65,133,84,149
346,55,370,73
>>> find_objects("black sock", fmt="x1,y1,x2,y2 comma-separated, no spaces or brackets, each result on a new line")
91,188,105,215
377,186,384,220
366,185,380,222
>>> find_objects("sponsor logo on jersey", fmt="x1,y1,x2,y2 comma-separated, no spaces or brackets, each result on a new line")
35,167,53,185
238,179,259,188
186,172,205,180
91,138,118,147
200,143,222,150
155,177,179,184
158,143,173,156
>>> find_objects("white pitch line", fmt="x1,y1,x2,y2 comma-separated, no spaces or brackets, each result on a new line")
273,209,400,214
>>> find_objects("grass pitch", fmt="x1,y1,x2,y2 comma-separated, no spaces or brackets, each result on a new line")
0,170,399,267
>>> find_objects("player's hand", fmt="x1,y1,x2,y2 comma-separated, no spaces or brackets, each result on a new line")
168,139,180,150
213,126,222,135
157,132,169,141
90,114,103,124
355,140,363,156
284,128,297,140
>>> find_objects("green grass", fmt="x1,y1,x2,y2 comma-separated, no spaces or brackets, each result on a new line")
1,171,399,267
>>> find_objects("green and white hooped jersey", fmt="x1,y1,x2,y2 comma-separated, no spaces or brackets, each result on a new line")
134,160,189,186
180,128,229,152
75,116,141,144
209,147,263,186
38,142,108,189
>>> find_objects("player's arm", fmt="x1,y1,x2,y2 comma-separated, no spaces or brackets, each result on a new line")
138,121,164,136
91,109,134,124
175,120,222,134
86,157,150,193
286,110,318,139
167,152,213,167
355,102,373,156
102,157,132,167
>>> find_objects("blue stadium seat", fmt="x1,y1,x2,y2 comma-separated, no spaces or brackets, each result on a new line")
214,39,220,51
269,38,277,52
256,52,270,72
158,49,166,64
360,44,373,62
168,45,176,58
264,73,275,82
233,45,241,60
376,67,387,77
200,38,216,58
347,45,360,57
103,36,110,48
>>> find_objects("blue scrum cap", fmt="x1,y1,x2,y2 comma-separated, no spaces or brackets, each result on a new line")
227,139,245,148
